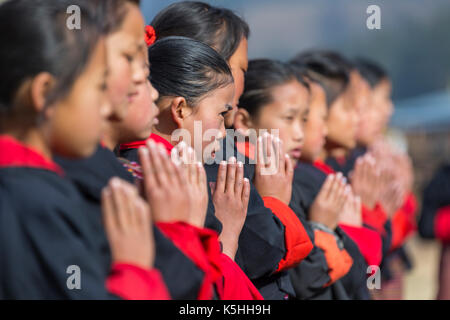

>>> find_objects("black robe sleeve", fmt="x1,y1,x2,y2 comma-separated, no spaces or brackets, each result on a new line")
55,145,204,299
0,169,116,299
418,164,450,239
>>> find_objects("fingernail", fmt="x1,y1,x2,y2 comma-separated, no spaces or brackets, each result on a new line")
229,157,236,164
103,187,111,196
158,144,166,155
244,178,249,183
111,178,121,188
139,147,148,156
197,162,203,168
220,160,227,166
237,161,243,167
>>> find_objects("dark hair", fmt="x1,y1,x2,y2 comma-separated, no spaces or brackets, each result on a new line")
290,50,352,107
99,0,141,34
354,57,389,88
151,1,249,61
0,0,105,113
148,36,233,106
239,59,306,117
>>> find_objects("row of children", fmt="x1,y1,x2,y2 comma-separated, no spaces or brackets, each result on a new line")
0,0,417,299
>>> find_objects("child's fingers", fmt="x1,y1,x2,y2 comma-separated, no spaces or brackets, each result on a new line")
256,136,264,172
110,178,129,231
101,187,115,235
340,185,351,209
327,173,342,200
285,153,293,181
318,174,334,200
241,178,251,213
275,138,284,176
197,162,206,186
216,161,227,193
157,143,179,185
121,182,138,228
265,133,272,161
234,161,244,195
139,147,157,195
147,140,169,186
335,180,346,206
225,157,237,194
136,197,151,233
354,195,361,214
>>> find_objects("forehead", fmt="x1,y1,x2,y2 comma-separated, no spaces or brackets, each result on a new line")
196,83,235,107
110,4,145,50
269,80,309,110
229,38,248,65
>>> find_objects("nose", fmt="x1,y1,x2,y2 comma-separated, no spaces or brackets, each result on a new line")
150,81,159,103
322,123,328,138
293,120,304,143
132,58,147,86
100,94,113,119
219,122,226,141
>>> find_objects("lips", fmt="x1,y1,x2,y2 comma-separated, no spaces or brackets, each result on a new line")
127,91,138,102
289,147,303,159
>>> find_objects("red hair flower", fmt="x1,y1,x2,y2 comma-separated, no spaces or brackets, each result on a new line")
145,25,156,47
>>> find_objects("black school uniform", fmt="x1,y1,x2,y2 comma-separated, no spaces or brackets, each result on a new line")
55,144,204,300
290,162,371,300
121,136,313,300
0,136,166,299
204,137,315,300
328,149,408,283
419,164,450,299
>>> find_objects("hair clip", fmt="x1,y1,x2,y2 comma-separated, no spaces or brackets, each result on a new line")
145,25,156,47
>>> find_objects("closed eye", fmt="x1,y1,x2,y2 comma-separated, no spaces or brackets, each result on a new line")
220,104,233,117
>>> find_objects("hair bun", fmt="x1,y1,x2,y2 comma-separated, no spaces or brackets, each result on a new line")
145,25,156,46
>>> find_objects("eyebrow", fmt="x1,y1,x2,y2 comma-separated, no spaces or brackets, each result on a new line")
285,107,300,114
136,41,147,53
103,68,110,80
302,108,310,117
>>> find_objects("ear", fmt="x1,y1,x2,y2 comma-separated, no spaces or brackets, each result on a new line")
30,72,54,114
234,108,254,136
170,96,190,128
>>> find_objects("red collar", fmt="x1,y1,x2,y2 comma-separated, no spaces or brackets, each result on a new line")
120,134,174,155
235,140,256,161
313,159,335,175
335,156,347,166
148,134,173,154
0,135,64,176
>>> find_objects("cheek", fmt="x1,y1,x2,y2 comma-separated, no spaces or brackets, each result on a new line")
52,102,102,157
278,129,291,146
107,57,132,107
125,103,151,130
306,120,321,143
232,71,245,104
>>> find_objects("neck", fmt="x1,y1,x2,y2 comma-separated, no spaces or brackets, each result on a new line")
151,126,176,147
4,127,52,160
330,147,348,159
317,149,328,161
102,124,120,151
